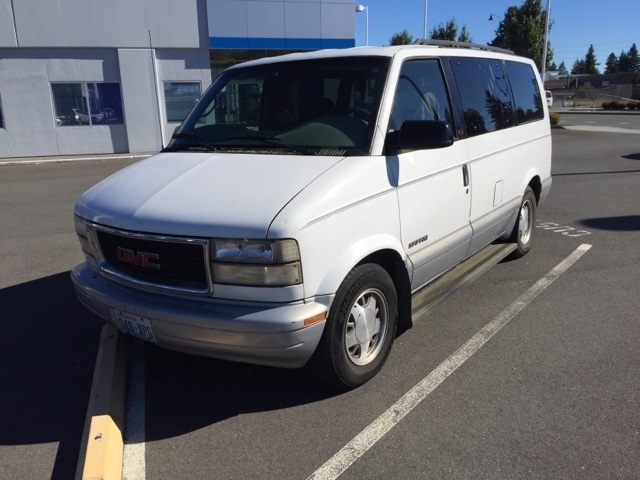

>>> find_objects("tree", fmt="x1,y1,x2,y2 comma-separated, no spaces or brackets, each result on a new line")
549,61,558,71
458,25,473,43
429,19,473,43
571,46,599,75
489,0,552,71
628,43,640,73
389,30,413,46
618,50,630,73
558,61,567,71
605,53,618,74
584,44,599,74
571,59,586,75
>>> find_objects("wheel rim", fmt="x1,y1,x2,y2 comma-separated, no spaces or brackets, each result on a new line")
344,288,389,366
518,199,534,245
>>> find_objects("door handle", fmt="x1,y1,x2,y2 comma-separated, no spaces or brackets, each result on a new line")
462,164,470,187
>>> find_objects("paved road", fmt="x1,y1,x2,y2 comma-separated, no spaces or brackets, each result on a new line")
1,126,639,479
0,159,138,479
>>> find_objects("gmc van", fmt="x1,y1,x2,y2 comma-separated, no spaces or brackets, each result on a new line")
72,41,552,388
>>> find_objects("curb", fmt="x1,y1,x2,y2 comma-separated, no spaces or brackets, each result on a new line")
76,324,130,480
0,153,153,167
552,108,640,115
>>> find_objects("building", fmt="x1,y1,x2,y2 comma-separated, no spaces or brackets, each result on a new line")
0,0,356,158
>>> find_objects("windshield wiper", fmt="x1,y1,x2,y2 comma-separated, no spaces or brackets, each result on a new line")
225,135,317,155
163,132,220,152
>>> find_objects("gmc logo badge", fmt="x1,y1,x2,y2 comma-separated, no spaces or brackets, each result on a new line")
116,247,161,270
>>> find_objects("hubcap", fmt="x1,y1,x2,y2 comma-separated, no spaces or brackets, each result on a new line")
344,288,389,366
518,199,533,245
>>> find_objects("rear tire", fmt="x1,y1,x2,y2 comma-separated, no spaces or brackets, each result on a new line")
310,263,398,389
509,186,537,259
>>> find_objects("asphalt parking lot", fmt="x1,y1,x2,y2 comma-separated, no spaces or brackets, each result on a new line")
1,117,639,479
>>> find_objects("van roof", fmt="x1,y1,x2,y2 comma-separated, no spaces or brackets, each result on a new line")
228,41,519,70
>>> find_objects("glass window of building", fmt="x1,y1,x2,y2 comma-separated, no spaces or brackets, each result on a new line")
87,83,124,125
52,83,124,126
164,82,202,123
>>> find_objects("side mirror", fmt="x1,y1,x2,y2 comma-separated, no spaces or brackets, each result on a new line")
388,120,454,154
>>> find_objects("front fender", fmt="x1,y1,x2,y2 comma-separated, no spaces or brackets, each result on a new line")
316,234,408,296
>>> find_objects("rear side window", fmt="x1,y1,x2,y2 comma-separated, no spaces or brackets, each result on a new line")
451,58,514,137
505,61,544,124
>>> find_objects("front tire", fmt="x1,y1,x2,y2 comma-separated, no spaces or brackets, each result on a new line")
310,263,398,389
510,186,537,259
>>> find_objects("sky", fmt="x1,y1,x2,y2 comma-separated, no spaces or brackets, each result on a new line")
353,0,640,71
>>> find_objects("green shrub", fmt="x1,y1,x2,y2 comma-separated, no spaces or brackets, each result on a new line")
602,101,612,110
549,111,561,126
628,102,640,110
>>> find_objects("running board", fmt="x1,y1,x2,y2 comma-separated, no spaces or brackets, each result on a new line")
411,243,517,321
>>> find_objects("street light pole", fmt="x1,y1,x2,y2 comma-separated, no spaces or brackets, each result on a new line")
541,0,551,78
366,6,369,46
355,4,369,46
423,0,428,39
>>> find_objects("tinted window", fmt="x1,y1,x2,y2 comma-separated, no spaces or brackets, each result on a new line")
164,82,201,123
505,61,544,123
52,82,124,126
87,83,124,125
390,59,453,132
171,57,390,154
451,58,514,136
52,83,87,126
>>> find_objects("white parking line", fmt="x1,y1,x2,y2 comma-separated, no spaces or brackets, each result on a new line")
307,244,592,480
123,340,146,480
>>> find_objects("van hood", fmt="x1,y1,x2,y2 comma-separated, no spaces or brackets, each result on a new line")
75,152,342,238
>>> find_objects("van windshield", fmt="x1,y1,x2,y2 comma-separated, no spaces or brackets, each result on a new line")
166,56,390,156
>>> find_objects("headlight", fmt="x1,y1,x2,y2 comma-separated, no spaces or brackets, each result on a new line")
74,215,94,257
211,239,302,286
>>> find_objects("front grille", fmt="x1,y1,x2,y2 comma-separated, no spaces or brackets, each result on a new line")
96,229,209,292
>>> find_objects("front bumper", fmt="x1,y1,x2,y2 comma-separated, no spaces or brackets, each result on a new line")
71,264,329,368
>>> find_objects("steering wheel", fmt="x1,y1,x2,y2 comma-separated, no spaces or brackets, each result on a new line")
347,107,372,123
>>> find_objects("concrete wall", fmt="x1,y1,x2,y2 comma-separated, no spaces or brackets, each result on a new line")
0,0,17,47
6,0,209,49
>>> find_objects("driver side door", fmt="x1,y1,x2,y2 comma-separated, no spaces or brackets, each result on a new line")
390,59,472,290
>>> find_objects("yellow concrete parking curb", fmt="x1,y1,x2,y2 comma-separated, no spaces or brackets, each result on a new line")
76,324,130,480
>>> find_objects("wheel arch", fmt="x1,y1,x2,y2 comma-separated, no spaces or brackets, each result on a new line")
356,250,413,333
315,235,412,333
528,175,542,205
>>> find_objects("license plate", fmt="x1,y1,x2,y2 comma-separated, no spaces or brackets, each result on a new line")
114,310,157,343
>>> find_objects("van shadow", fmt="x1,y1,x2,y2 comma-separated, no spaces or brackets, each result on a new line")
144,342,342,441
0,273,104,479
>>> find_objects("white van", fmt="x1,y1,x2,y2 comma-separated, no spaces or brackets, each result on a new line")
72,41,552,388
545,90,553,107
